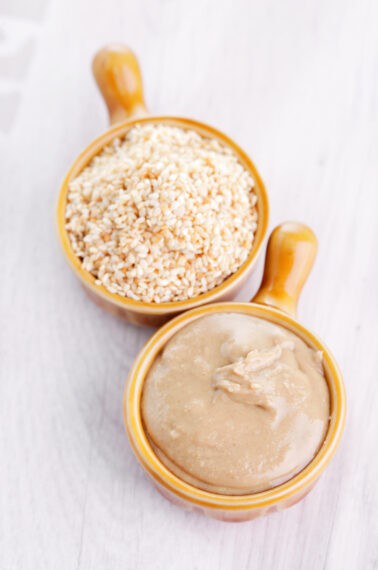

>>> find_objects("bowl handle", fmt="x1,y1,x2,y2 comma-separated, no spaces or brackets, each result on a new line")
92,44,148,125
252,222,317,317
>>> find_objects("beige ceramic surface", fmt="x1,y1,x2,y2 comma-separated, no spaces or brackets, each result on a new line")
124,223,346,521
56,45,269,326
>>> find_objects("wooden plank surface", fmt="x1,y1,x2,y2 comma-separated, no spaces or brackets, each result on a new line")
1,0,377,568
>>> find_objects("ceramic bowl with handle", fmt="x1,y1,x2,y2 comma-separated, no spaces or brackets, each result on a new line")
124,222,346,522
56,44,269,327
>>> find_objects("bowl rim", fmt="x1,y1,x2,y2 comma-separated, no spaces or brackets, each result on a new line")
124,302,346,510
56,115,269,315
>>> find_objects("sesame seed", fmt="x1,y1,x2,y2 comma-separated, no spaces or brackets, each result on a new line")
65,124,258,303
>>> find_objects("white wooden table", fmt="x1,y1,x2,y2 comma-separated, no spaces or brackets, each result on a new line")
1,0,377,568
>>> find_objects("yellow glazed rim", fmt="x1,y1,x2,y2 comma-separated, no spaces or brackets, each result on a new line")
56,116,269,315
124,302,346,511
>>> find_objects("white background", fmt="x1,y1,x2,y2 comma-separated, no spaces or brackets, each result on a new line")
1,0,377,568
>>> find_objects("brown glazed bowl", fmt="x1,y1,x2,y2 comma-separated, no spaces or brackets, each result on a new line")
124,223,346,521
56,44,269,326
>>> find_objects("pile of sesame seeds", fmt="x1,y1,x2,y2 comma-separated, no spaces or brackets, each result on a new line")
65,123,258,303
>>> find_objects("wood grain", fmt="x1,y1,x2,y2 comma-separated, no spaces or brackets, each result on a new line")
1,0,377,568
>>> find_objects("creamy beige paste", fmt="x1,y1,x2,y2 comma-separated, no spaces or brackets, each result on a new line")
142,313,330,495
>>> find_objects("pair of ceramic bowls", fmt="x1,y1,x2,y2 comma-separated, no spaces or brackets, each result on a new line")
57,45,346,522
